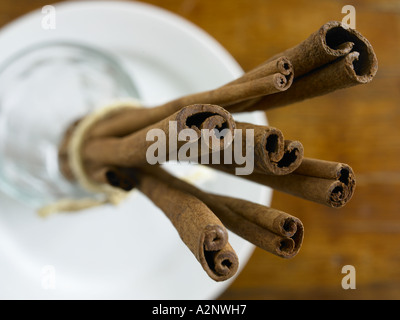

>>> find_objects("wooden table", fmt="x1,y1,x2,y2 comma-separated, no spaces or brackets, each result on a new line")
2,0,399,299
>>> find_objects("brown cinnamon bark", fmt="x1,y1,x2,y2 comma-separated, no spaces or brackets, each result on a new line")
60,104,236,181
226,56,294,89
131,170,239,282
95,165,304,259
212,157,355,208
267,21,355,77
208,194,303,258
245,51,376,111
87,57,294,138
293,157,354,179
232,122,304,175
199,122,303,175
151,166,304,258
228,21,378,112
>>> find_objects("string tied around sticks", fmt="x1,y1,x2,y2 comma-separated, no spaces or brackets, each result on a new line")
37,99,142,218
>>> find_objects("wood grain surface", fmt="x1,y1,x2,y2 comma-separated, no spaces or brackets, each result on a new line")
2,0,399,300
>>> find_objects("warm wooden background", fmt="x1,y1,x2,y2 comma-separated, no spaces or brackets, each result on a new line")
2,0,399,299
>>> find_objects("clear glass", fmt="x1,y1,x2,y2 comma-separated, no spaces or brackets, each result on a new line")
0,42,139,208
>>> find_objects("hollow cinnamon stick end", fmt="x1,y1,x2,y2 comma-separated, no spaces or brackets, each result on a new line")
276,217,298,238
322,21,378,84
263,140,304,176
276,56,294,76
276,219,304,259
276,56,294,90
327,164,356,208
277,140,304,175
177,104,236,150
177,104,235,130
203,224,229,251
272,73,290,92
203,244,239,282
264,127,285,162
320,21,355,57
346,45,378,85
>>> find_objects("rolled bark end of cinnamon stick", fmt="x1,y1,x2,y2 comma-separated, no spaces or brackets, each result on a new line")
226,196,304,257
254,127,285,173
327,181,351,208
203,243,239,281
273,140,304,175
274,216,304,259
311,21,378,84
257,138,304,175
177,104,235,132
272,73,290,91
280,217,299,238
130,170,239,282
292,158,356,208
269,232,302,259
343,51,375,84
199,224,239,281
264,127,285,162
177,104,236,151
322,21,378,82
237,123,304,175
203,224,228,251
213,157,356,208
227,55,294,86
277,237,295,256
276,56,293,76
320,21,355,59
247,224,303,259
326,164,356,208
275,57,294,90
201,193,304,259
284,221,303,258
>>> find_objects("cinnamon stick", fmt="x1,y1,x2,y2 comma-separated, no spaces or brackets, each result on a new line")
231,122,304,175
94,165,304,259
226,56,294,88
124,169,239,281
87,57,294,138
245,51,376,111
293,157,354,180
228,21,378,112
266,21,356,77
60,104,236,181
150,166,304,258
211,157,355,208
208,193,304,259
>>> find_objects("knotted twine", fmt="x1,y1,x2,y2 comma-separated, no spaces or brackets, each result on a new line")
37,99,141,217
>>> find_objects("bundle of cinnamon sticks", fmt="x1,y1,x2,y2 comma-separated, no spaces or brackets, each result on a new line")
58,21,377,282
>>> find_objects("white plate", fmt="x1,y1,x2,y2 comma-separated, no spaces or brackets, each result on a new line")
0,1,271,299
